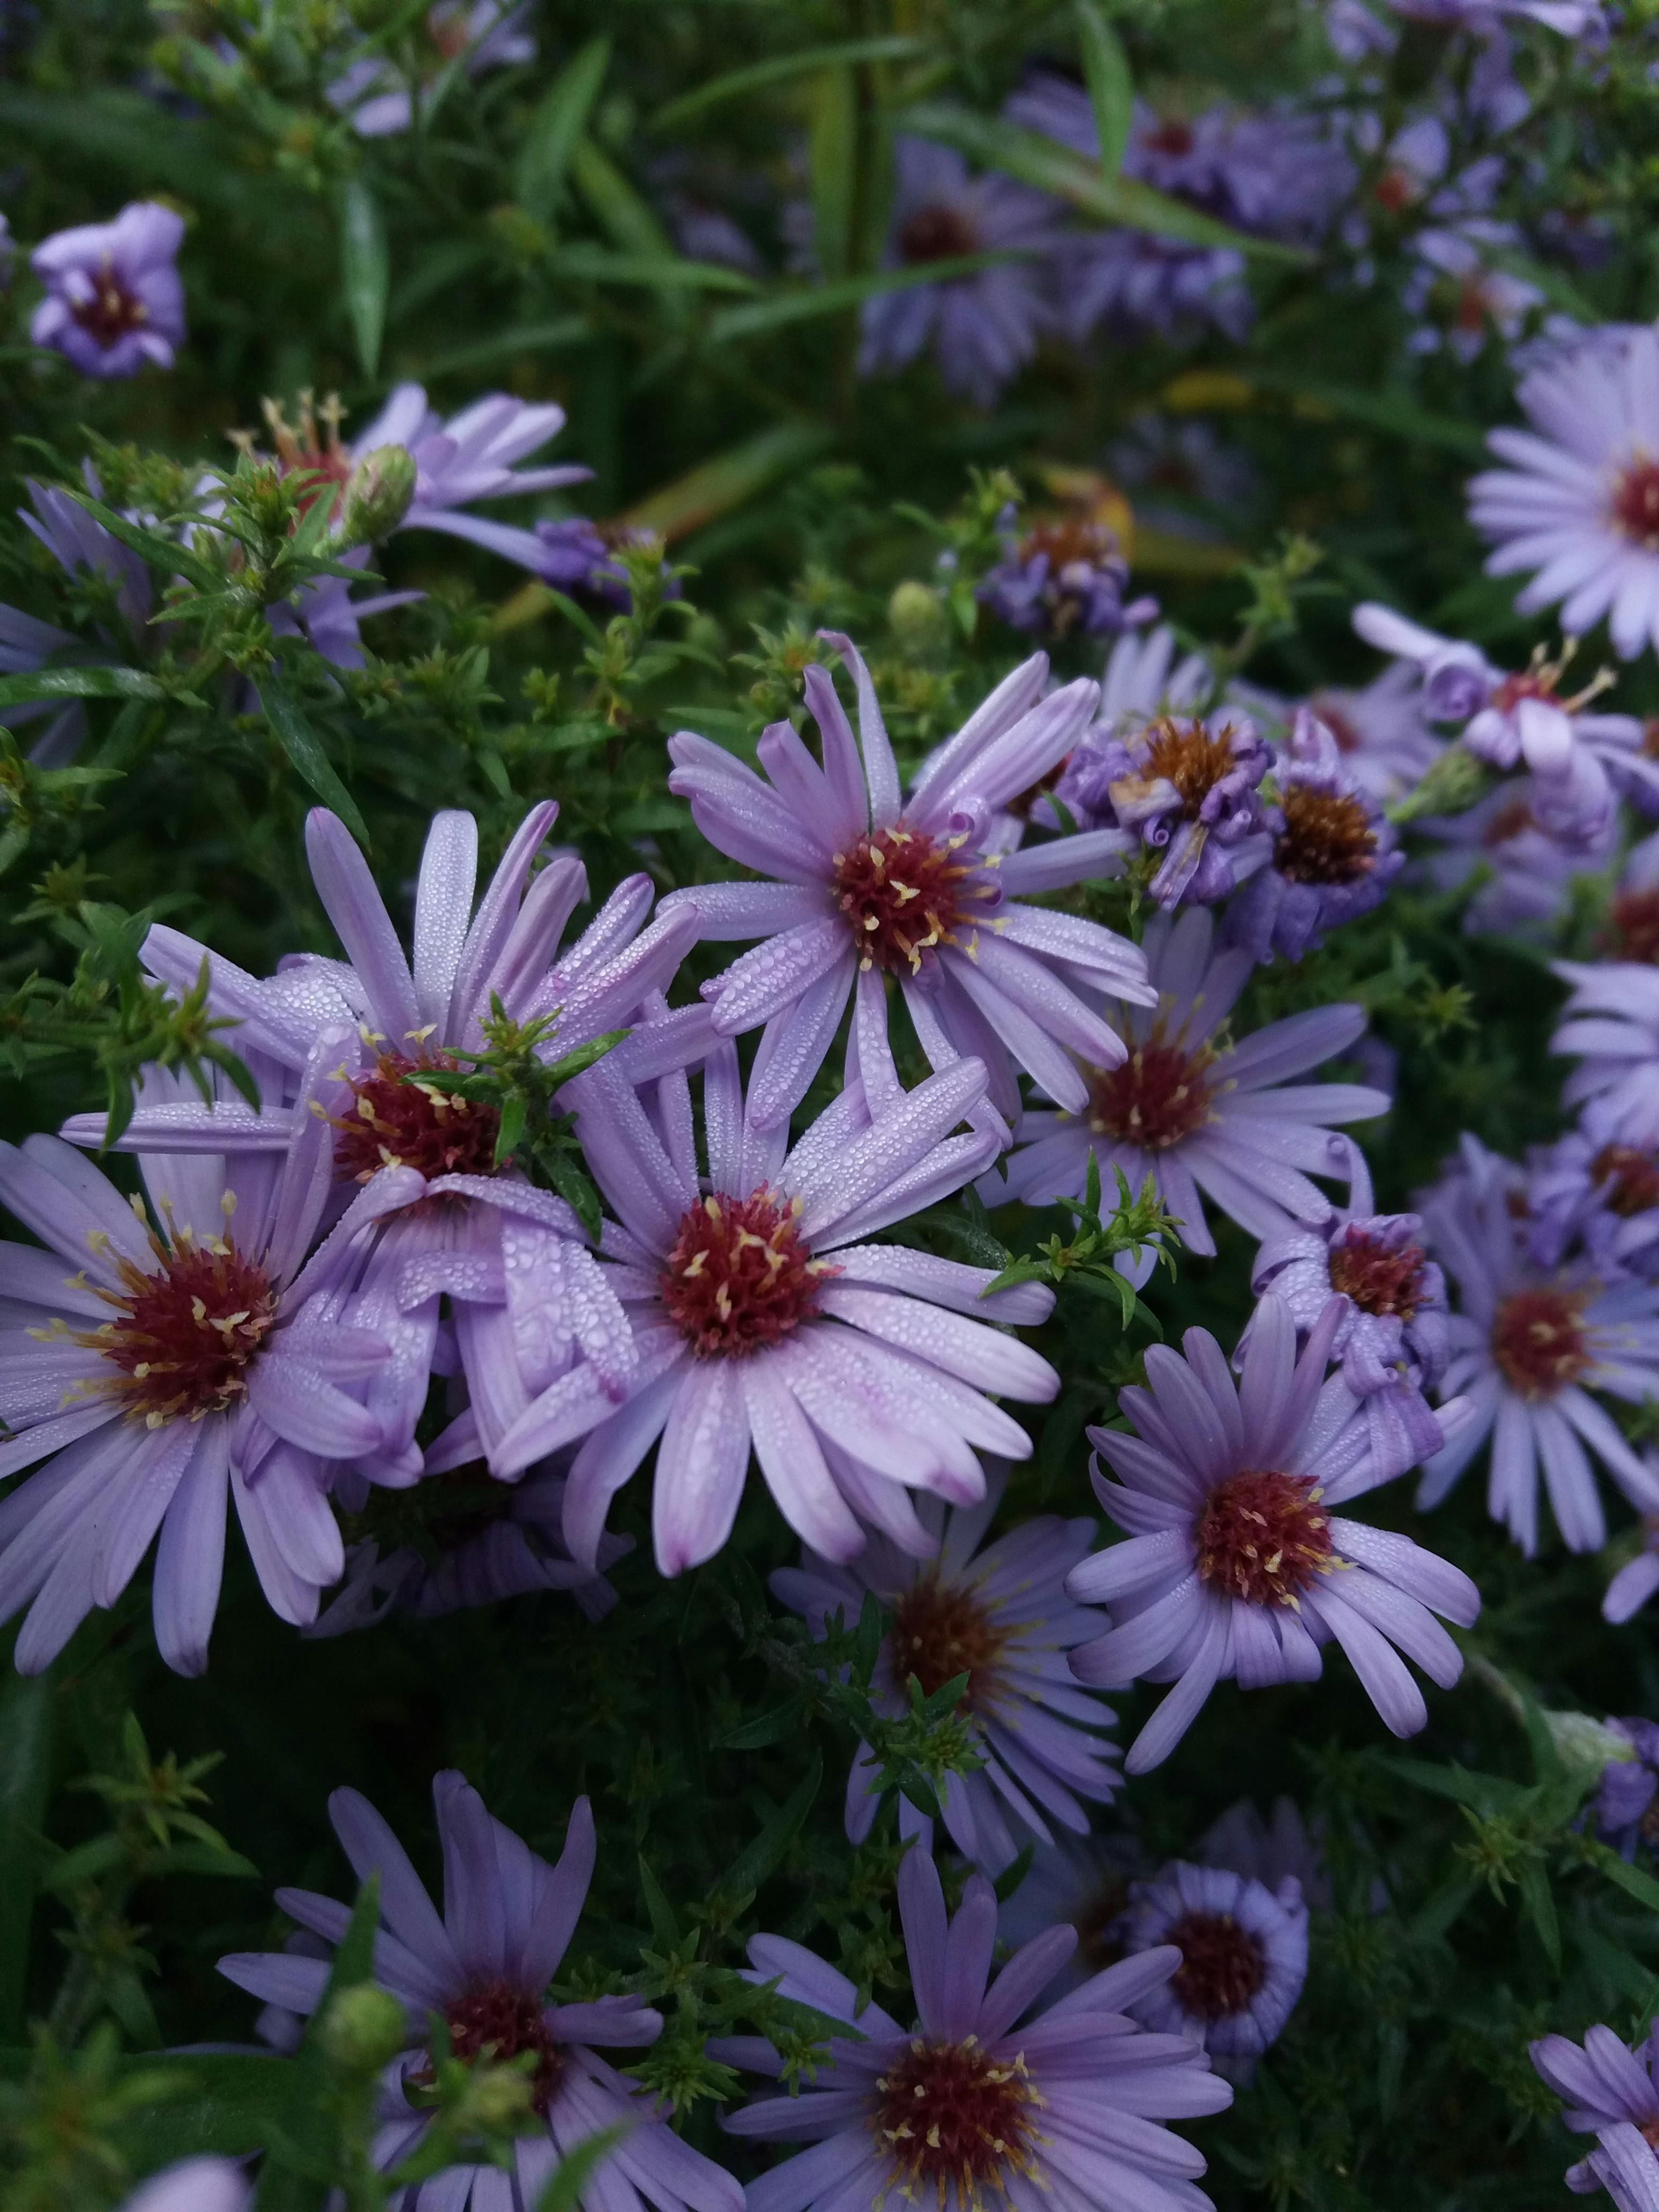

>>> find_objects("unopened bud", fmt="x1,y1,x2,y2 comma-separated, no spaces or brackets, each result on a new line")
1386,743,1492,826
888,580,948,660
336,444,416,549
320,1984,408,2076
459,2056,537,2132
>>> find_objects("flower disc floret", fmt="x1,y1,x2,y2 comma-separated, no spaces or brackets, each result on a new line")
1194,1470,1334,1609
660,1189,833,1358
1139,716,1246,820
832,825,994,976
872,2035,1041,2200
898,205,982,263
1087,1035,1215,1151
1490,1288,1589,1397
1167,1913,1268,2023
443,1981,564,2112
888,1575,1008,1702
1593,1145,1659,1218
1608,890,1659,964
1327,1224,1429,1319
332,1051,500,1184
83,1235,279,1427
1614,460,1659,551
1273,786,1378,886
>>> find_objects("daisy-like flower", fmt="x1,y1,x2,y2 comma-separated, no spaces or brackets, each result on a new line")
718,1841,1234,2212
1301,663,1444,806
772,1465,1120,1874
1469,323,1659,660
1403,221,1544,364
976,509,1156,642
1067,1297,1479,1773
1552,961,1659,1147
531,517,678,612
1590,1717,1659,1856
992,906,1391,1257
0,1054,419,1675
1605,1496,1659,1623
485,1015,1059,1573
102,804,696,1476
1533,2024,1659,2203
1603,831,1659,965
1195,1795,1337,1912
858,138,1063,409
1417,1137,1659,1552
1057,708,1273,910
1250,1141,1450,1483
328,0,533,135
219,1773,742,2212
1528,1100,1659,1281
1029,625,1213,835
120,2162,249,2212
997,1828,1148,1990
1415,774,1619,938
662,635,1152,1130
1115,1859,1309,2083
31,202,185,379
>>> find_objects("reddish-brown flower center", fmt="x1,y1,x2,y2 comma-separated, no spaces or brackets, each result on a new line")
331,1051,502,1185
1593,1144,1659,1217
1613,459,1659,550
260,393,354,521
1086,1034,1215,1152
1606,888,1659,963
1310,698,1363,755
1490,1288,1589,1397
1194,1469,1334,1608
1146,118,1195,156
888,1575,1007,1704
1274,785,1378,887
1137,716,1245,822
872,2036,1040,2198
427,1,475,59
1453,276,1491,335
898,205,981,265
1167,1911,1268,2021
660,1189,833,1358
73,1229,279,1428
1075,1879,1129,1972
1372,166,1418,215
442,1981,564,2114
1327,1224,1428,1320
1491,670,1558,716
1019,517,1116,571
1482,797,1536,848
832,825,994,975
72,264,148,350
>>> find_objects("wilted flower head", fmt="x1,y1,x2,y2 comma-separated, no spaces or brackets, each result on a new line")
31,201,185,379
976,506,1156,641
1058,708,1272,908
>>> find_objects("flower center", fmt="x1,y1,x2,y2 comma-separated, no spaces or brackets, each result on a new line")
1145,117,1195,156
888,1575,1007,1704
1310,698,1362,754
1490,670,1558,716
1490,1288,1589,1398
1592,1144,1659,1217
442,1981,564,2114
72,264,150,350
898,205,981,264
331,1052,501,1185
1019,517,1117,572
1482,797,1536,849
1327,1224,1428,1319
660,1189,834,1358
1612,458,1659,550
1372,167,1418,215
73,1230,279,1429
1086,1034,1214,1152
426,0,474,59
1075,1878,1129,1972
1274,785,1378,886
1608,888,1659,963
832,825,996,975
872,2037,1040,2199
259,392,354,521
1194,1469,1333,1609
1138,716,1247,821
1167,1911,1268,2021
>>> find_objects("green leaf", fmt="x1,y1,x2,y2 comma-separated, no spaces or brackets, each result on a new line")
1411,1866,1483,1944
1075,0,1133,176
118,2054,296,2168
57,489,224,591
253,1877,382,2211
0,666,175,709
494,1090,528,1168
650,36,925,131
896,104,1307,260
258,678,370,849
716,1755,821,1903
616,423,834,541
339,177,390,379
637,1856,681,1948
713,1702,802,1752
1517,1852,1560,1968
0,1643,55,2042
808,64,857,282
518,36,612,224
417,317,594,382
533,2122,633,2212
1377,1757,1530,1818
705,256,1031,345
147,1841,263,1881
540,1028,630,1088
1587,1839,1659,1916
570,138,674,258
547,244,758,293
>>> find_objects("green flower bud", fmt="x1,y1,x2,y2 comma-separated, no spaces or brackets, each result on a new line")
320,1984,408,2077
1386,744,1492,826
458,2056,537,2133
336,444,417,549
888,581,950,661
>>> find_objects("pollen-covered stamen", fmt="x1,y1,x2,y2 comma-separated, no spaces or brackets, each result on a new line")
1167,1911,1268,2022
1274,786,1378,886
1135,715,1249,821
1019,517,1118,572
440,1981,564,2114
1327,1224,1429,1319
872,2036,1043,2205
898,205,982,264
1592,1144,1659,1217
1490,1288,1590,1397
888,1576,1008,1706
1194,1469,1335,1609
74,1230,279,1428
1086,1031,1215,1152
1613,458,1659,550
1607,888,1659,964
1490,638,1615,720
72,261,149,349
256,390,354,521
330,1050,501,1185
832,825,997,976
661,1189,836,1358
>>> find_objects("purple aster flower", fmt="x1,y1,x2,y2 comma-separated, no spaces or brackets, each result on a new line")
99,804,696,1478
1195,1795,1337,1911
975,507,1157,642
1603,830,1659,965
1532,2024,1659,2201
1552,962,1659,1145
1469,324,1659,660
1249,1141,1450,1483
990,906,1390,1257
1404,221,1544,362
1414,773,1619,937
1018,624,1215,841
997,1827,1148,1988
219,1774,741,2212
1590,1717,1659,1856
120,2162,249,2212
1303,662,1445,806
857,137,1063,408
1114,1859,1308,2083
530,517,679,613
771,1463,1120,1875
1416,1136,1659,1552
1224,707,1405,962
484,1013,1059,1573
0,1056,420,1676
30,201,185,379
1606,1500,1659,1623
717,1841,1233,2212
1054,706,1272,909
328,0,533,135
662,636,1153,1131
1066,1297,1479,1771
1388,0,1604,33
1527,1100,1659,1281
0,596,86,768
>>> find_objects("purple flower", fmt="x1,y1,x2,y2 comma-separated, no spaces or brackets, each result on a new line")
1604,831,1659,965
1589,2126,1659,2212
1417,1137,1659,1552
1414,773,1619,937
219,1774,741,2212
1019,624,1213,836
1469,324,1659,660
997,1828,1148,1987
1115,1860,1309,2082
1591,1718,1659,1856
1250,1142,1450,1483
531,517,678,612
1067,1298,1480,1772
1388,0,1604,32
1402,221,1543,364
772,1464,1120,1874
484,1015,1059,1574
1606,1505,1659,1623
1528,1102,1659,1282
1055,707,1272,908
858,137,1063,408
328,0,534,135
662,636,1152,1131
976,508,1156,642
112,805,694,1479
120,2162,249,2212
0,595,85,767
31,202,185,379
1225,707,1404,961
718,1841,1233,2212
0,1059,420,1675
991,906,1391,1257
1195,1795,1337,1911
1533,2024,1659,2202
1303,663,1445,806
1552,963,1659,1147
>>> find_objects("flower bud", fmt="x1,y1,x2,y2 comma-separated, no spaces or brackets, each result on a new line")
888,581,948,660
320,1984,408,2077
335,444,417,548
1386,743,1492,825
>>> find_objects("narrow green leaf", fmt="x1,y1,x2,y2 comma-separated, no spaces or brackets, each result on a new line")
570,138,674,258
637,1856,681,1948
0,1647,54,2042
540,1028,630,1088
1588,1839,1659,1916
339,178,390,378
1517,1854,1561,1968
517,36,611,223
716,1755,821,1902
808,65,857,282
58,489,224,590
1378,1757,1530,1817
253,1875,381,2211
1075,0,1133,176
534,2122,632,2212
116,2053,296,2168
713,1701,802,1752
417,318,594,381
0,666,173,709
258,677,370,849
1412,1866,1482,1944
616,423,834,541
706,257,1027,345
493,1090,528,1168
148,1841,263,1881
547,244,757,293
650,35,925,131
